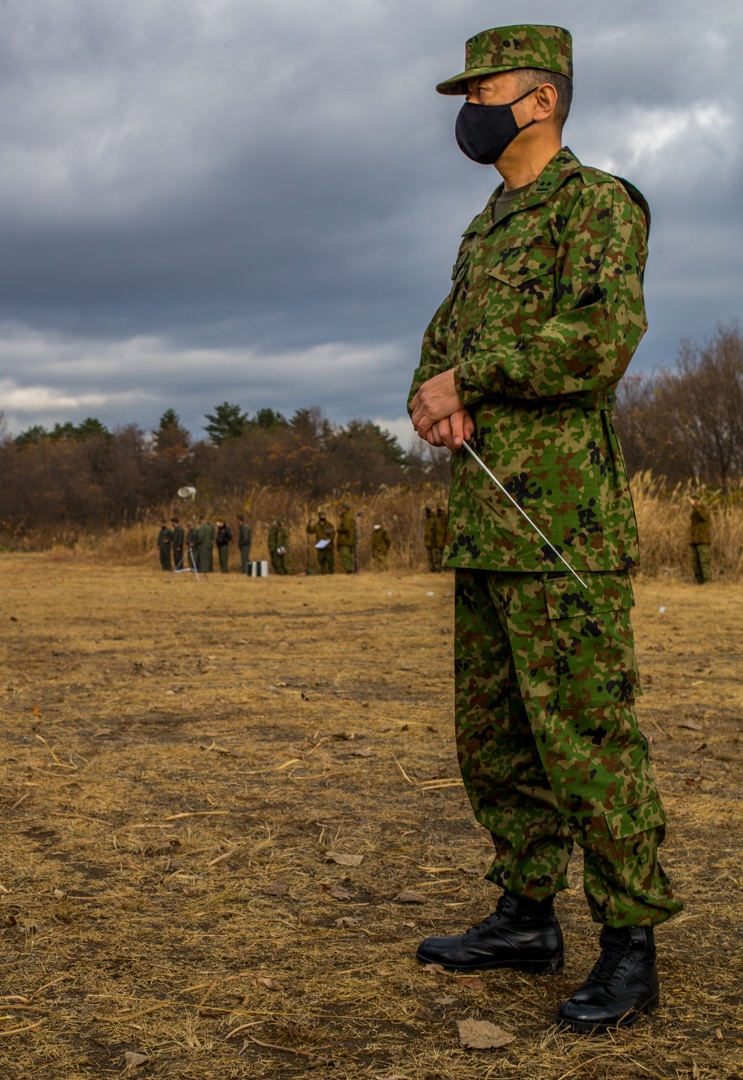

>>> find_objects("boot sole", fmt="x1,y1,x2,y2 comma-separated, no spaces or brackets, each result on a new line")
556,994,659,1035
416,949,564,975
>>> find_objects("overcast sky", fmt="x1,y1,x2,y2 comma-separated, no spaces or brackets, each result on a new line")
0,0,740,445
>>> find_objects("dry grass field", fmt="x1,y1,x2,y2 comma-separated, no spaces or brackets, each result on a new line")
1,556,742,1080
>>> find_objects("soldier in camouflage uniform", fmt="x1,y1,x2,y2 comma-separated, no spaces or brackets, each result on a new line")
337,504,357,573
307,512,335,574
371,522,391,568
408,25,681,1034
273,519,292,575
689,495,712,584
433,504,448,569
237,515,252,574
157,520,173,571
170,517,184,570
423,506,439,571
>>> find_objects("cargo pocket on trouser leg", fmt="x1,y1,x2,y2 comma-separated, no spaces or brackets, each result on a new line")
583,796,683,926
544,573,641,711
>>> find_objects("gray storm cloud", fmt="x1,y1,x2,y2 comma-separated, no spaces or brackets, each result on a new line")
0,0,740,438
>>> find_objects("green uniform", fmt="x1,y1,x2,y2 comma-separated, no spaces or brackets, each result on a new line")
424,510,439,572
432,508,448,571
408,148,680,927
196,521,214,573
371,525,391,568
171,523,184,570
157,525,172,571
271,525,292,575
238,521,252,573
307,518,335,574
216,522,232,573
337,510,357,573
690,502,712,584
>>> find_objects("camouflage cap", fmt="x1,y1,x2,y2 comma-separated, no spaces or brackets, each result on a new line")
436,25,572,96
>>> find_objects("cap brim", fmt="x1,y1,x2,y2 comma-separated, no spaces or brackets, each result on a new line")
435,67,500,95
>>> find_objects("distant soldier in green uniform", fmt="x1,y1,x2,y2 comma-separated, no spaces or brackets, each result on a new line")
216,519,233,573
423,506,439,571
432,504,448,569
157,520,172,571
689,495,712,583
196,517,214,573
371,522,391,568
408,24,681,1034
186,521,199,570
337,504,357,573
307,512,335,574
237,515,252,574
271,519,292,575
170,517,184,570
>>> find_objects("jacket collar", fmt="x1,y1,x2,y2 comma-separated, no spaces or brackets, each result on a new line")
465,147,581,235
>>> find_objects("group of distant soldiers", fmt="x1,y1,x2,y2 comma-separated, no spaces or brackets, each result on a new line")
305,505,391,573
156,503,450,575
156,515,252,573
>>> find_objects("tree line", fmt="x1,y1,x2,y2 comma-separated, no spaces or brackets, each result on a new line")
2,322,741,546
0,403,448,543
613,323,743,493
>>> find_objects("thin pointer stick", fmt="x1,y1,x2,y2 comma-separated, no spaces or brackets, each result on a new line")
462,440,587,589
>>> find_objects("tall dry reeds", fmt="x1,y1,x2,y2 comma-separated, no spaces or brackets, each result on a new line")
25,474,743,581
630,471,743,580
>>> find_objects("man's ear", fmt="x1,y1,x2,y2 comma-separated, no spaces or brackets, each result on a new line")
533,82,558,123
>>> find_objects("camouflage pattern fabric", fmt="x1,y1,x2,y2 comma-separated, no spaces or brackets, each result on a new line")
690,503,711,545
407,148,648,575
307,519,335,574
337,510,357,573
455,568,682,927
371,526,391,567
274,525,292,575
157,526,172,572
436,24,572,96
691,544,712,585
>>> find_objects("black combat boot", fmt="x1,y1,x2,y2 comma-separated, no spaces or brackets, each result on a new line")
557,925,659,1033
415,890,563,974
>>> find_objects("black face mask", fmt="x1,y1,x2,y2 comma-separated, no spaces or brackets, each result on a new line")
455,86,539,165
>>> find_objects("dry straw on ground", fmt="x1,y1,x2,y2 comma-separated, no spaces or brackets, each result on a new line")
1,557,742,1079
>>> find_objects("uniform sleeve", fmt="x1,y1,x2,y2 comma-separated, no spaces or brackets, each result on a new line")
453,181,648,405
406,292,453,411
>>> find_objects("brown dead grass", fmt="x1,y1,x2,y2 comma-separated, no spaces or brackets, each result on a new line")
1,557,742,1079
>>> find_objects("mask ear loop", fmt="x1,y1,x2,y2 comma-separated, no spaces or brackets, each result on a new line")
510,83,542,132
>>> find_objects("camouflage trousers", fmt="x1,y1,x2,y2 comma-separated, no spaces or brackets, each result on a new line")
338,545,356,573
316,548,335,574
455,569,682,928
691,543,712,584
427,546,444,572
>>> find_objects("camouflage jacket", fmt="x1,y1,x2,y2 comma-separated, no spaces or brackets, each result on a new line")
433,509,448,548
423,513,437,547
307,519,335,545
371,527,391,555
690,504,711,545
337,512,357,547
408,148,647,573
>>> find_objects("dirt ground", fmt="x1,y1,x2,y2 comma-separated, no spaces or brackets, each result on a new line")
1,556,742,1080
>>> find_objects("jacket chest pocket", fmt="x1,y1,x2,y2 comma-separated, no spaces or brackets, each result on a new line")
485,243,558,318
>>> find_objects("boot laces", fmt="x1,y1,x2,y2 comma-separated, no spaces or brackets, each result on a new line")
586,939,635,987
